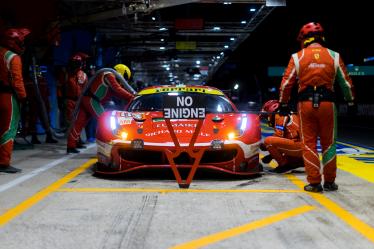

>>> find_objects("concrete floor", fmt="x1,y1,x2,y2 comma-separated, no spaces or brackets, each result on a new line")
0,137,373,249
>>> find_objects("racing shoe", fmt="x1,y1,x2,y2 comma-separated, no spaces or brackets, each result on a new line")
76,144,87,149
304,183,323,193
31,135,41,144
0,164,22,173
261,154,273,164
45,134,58,143
323,182,338,191
67,147,80,154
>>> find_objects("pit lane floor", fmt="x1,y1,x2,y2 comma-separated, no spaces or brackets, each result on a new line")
0,136,373,249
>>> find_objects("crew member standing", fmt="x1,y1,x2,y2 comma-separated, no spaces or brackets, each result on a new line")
65,53,88,125
278,22,355,192
0,28,31,173
261,100,303,173
67,64,134,153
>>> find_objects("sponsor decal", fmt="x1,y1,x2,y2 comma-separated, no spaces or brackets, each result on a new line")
308,63,326,68
145,129,210,137
138,87,223,95
275,125,284,131
118,117,132,125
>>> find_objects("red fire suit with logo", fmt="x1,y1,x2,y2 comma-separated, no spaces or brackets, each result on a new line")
67,72,134,148
0,47,26,166
65,69,87,123
279,43,354,184
264,114,303,167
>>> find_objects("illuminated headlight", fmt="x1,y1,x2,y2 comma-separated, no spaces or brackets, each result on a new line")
120,131,128,140
131,139,144,149
234,116,249,137
211,139,224,150
228,132,235,140
110,116,117,130
240,117,248,133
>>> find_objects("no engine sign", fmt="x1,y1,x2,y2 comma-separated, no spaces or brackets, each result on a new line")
163,95,206,119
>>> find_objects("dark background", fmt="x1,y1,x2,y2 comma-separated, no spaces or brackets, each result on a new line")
212,0,374,106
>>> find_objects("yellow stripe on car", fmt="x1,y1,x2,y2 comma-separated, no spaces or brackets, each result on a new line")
138,87,224,96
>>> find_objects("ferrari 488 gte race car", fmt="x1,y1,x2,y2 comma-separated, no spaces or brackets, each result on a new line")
95,85,261,185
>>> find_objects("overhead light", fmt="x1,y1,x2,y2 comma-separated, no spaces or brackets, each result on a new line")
241,20,247,24
152,16,156,21
166,67,170,71
250,8,256,12
213,26,221,31
220,52,224,55
217,56,221,59
230,37,235,41
223,2,232,4
160,47,166,50
224,45,229,49
159,27,167,31
196,60,201,65
160,38,164,42
234,83,239,90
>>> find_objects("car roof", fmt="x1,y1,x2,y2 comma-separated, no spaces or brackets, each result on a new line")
137,85,224,96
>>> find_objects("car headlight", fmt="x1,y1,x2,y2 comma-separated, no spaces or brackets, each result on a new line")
120,131,128,140
228,132,235,140
110,116,117,131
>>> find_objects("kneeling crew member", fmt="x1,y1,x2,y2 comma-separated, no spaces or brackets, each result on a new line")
261,100,303,173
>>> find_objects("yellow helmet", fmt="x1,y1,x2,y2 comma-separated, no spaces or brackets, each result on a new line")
114,64,131,80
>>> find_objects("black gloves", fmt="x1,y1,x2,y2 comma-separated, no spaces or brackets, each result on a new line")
278,103,290,116
347,102,357,116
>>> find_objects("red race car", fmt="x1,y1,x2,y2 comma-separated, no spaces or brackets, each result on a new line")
95,85,261,186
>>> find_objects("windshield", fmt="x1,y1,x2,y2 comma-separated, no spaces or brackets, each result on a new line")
128,92,235,113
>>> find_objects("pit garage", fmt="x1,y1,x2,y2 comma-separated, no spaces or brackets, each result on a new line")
0,1,373,249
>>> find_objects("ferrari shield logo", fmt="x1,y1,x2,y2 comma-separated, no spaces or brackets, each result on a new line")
314,53,320,60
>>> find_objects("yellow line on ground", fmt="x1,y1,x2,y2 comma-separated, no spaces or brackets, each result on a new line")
338,156,374,184
0,159,97,227
57,188,303,193
285,174,374,244
169,205,315,249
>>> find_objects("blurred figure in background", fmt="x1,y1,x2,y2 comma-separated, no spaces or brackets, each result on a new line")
65,52,88,148
23,65,58,144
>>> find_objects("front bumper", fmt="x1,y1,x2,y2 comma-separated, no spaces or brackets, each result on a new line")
96,140,260,175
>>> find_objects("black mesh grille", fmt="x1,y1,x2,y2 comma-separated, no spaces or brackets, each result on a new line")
118,148,237,165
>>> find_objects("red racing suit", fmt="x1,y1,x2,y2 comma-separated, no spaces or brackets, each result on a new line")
279,43,354,184
264,114,303,167
65,69,87,123
0,47,26,166
67,71,134,148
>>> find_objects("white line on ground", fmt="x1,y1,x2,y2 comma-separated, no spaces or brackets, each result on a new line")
0,144,96,193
